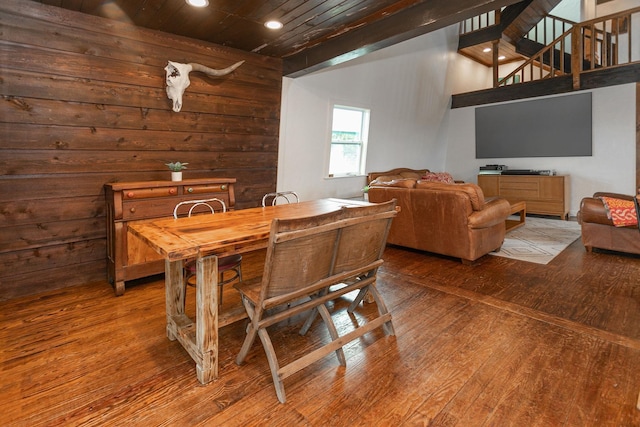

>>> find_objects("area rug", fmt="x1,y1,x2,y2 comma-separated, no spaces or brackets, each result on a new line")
489,216,582,264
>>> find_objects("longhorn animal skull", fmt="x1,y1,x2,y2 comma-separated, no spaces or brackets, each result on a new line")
164,60,244,112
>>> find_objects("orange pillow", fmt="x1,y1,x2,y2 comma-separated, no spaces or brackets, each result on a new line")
421,172,455,184
598,196,638,227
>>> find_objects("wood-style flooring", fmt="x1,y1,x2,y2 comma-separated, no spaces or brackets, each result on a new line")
2,236,640,426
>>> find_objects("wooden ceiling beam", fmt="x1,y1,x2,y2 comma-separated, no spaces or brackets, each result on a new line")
283,0,524,77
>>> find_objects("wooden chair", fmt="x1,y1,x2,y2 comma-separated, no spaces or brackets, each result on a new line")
173,197,227,217
173,198,242,305
261,191,299,206
234,200,397,403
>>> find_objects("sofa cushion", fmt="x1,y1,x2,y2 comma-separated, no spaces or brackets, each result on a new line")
371,174,420,182
368,168,430,185
421,172,455,184
369,178,417,188
371,175,402,183
415,181,485,211
398,171,426,180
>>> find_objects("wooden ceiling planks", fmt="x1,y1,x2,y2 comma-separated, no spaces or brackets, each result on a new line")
259,0,410,56
35,0,526,76
282,0,523,76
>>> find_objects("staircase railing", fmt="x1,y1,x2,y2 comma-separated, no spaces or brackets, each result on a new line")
524,14,575,46
498,6,640,88
460,9,500,35
499,28,571,86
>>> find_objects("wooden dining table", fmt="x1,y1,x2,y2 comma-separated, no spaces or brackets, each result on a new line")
128,198,372,385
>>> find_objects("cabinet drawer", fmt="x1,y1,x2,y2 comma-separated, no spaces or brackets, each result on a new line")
183,183,231,195
124,187,178,199
499,186,539,198
123,199,178,220
122,195,231,220
526,201,564,215
500,179,538,198
500,180,538,190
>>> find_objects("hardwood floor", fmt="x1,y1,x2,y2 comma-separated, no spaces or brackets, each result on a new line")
2,238,640,426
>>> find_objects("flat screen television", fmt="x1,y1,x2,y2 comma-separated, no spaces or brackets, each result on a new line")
475,92,592,158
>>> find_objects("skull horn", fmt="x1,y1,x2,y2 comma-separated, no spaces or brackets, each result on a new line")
164,60,245,112
189,60,245,77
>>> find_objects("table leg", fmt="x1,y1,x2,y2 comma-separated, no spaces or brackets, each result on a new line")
195,254,219,384
506,201,526,232
165,259,185,341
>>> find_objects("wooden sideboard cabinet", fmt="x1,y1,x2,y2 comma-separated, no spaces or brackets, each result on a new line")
104,178,236,296
477,174,569,220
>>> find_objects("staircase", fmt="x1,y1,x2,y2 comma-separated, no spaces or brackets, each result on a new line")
517,14,575,61
453,5,640,108
458,0,564,68
500,7,640,89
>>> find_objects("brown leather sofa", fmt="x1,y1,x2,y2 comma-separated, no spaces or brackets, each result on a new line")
577,192,640,255
368,175,511,263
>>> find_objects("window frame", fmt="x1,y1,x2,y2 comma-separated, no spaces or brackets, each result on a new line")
326,104,370,178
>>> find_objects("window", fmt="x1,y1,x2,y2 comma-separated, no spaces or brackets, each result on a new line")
328,105,370,177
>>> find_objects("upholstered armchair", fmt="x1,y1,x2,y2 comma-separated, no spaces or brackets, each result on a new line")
577,192,640,255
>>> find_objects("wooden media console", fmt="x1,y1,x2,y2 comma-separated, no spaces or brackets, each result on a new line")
478,174,569,220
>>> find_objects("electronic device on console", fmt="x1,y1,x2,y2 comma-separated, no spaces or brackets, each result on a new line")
501,169,535,175
479,166,555,176
479,164,507,171
501,169,555,175
479,165,507,175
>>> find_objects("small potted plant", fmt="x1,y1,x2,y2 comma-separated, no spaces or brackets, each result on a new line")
166,162,188,181
362,185,370,201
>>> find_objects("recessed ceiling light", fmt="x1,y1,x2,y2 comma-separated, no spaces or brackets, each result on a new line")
483,47,492,53
498,55,506,60
186,0,208,7
265,20,283,30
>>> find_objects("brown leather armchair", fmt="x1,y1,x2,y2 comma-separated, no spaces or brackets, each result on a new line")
577,192,640,255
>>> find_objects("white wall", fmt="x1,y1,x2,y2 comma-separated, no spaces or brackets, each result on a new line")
279,16,637,216
445,84,637,217
278,26,463,200
553,0,583,21
450,52,493,93
597,0,640,16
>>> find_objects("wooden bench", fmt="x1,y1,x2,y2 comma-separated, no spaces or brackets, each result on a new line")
234,200,398,403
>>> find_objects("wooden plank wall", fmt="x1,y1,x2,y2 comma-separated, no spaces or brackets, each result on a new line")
0,1,282,300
